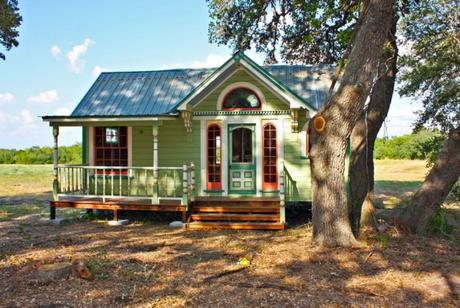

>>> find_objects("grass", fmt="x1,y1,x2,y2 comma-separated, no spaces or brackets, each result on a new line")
373,159,428,209
374,159,429,181
0,164,53,197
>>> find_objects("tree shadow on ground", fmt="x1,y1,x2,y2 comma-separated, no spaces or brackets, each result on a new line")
0,212,458,307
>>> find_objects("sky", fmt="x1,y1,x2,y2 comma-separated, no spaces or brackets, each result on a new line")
0,0,421,149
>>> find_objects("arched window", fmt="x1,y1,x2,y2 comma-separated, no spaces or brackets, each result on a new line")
263,123,277,190
207,124,222,189
222,88,261,110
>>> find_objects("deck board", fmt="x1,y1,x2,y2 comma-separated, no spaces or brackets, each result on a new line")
51,197,185,212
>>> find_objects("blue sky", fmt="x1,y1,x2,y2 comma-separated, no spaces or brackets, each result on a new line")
0,0,420,149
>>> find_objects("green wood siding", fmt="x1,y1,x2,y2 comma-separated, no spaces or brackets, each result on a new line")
283,119,311,202
194,69,289,111
131,121,201,194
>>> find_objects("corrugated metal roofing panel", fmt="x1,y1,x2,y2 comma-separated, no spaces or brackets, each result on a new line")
70,64,333,117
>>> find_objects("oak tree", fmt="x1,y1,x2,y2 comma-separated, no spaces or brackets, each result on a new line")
208,0,395,246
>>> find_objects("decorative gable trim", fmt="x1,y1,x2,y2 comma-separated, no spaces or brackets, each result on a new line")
175,52,317,114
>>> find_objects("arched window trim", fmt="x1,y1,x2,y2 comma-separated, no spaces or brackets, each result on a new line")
222,87,262,110
262,123,278,190
206,124,222,190
217,81,265,111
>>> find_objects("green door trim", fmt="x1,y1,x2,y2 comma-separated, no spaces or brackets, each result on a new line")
228,124,256,195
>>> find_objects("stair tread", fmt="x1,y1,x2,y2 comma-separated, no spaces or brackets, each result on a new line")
187,221,284,230
192,213,277,216
189,221,282,225
191,213,279,221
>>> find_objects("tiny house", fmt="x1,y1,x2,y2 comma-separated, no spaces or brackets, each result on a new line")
42,52,333,230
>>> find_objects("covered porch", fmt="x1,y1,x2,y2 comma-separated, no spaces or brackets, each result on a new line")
42,116,196,221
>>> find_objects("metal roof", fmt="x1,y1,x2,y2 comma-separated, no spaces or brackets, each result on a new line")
70,64,334,117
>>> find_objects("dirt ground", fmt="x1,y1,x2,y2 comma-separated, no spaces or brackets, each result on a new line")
0,163,459,307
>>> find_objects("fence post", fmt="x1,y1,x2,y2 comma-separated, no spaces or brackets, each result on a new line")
182,164,188,210
279,162,285,224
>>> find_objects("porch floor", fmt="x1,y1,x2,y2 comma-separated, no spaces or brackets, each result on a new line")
51,196,185,212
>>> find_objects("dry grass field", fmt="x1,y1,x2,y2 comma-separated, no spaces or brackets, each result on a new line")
0,161,459,307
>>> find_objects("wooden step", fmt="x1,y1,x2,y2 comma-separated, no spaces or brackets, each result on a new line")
193,201,280,207
191,213,279,222
187,221,284,230
194,197,280,203
192,206,280,213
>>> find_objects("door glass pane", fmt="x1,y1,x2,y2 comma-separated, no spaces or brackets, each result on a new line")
232,127,252,163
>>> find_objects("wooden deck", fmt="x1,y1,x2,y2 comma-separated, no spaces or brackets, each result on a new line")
50,196,284,230
50,197,186,220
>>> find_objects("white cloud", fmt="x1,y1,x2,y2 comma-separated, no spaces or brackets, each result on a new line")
92,65,107,77
378,92,422,137
67,38,95,73
0,92,15,104
0,109,35,127
0,110,7,126
27,89,59,104
20,109,34,124
161,53,229,70
190,53,227,68
51,45,61,58
54,107,70,115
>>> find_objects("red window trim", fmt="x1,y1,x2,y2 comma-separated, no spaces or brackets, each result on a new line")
262,123,278,190
93,126,128,175
221,87,262,111
206,124,222,190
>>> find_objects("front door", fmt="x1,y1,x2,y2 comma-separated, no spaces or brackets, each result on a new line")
228,124,256,194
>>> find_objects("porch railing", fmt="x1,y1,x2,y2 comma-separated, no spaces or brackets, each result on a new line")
55,164,195,206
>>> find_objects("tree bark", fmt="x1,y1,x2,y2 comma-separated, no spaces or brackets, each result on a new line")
396,125,460,233
349,15,398,236
309,0,395,247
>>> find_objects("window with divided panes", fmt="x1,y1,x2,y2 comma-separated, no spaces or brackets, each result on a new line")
263,123,277,190
94,127,128,172
207,124,222,189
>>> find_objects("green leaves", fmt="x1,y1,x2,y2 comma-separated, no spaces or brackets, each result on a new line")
0,0,22,60
207,0,361,64
398,0,460,132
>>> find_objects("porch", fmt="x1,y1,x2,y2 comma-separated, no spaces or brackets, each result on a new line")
50,164,195,221
43,119,286,230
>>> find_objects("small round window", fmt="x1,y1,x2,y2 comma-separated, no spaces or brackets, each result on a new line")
222,88,261,109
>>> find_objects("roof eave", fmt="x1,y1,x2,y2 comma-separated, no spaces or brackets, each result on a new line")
42,114,177,126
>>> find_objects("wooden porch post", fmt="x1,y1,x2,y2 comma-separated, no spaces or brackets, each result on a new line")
279,160,286,224
152,125,159,204
51,126,59,219
182,164,188,208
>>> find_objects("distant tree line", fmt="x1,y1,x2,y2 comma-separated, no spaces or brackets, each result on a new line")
0,143,82,164
374,129,445,162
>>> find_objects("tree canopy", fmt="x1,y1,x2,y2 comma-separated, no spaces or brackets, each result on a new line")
0,0,22,60
398,0,460,133
208,0,360,64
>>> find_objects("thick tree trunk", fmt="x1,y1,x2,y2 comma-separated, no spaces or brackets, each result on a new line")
349,16,398,236
309,0,394,247
396,125,460,233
